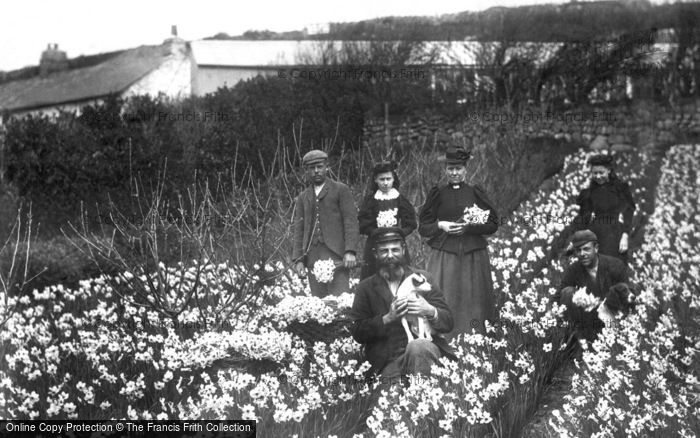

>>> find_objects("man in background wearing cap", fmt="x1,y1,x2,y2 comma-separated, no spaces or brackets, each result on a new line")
553,229,630,342
351,227,454,383
292,150,360,297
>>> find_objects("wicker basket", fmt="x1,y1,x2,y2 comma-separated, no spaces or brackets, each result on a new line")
285,317,353,344
210,354,282,376
283,301,353,344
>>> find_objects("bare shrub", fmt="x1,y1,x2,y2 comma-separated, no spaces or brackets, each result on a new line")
0,205,39,327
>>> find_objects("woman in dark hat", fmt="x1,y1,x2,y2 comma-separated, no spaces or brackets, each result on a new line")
418,146,499,337
357,161,417,280
573,154,636,263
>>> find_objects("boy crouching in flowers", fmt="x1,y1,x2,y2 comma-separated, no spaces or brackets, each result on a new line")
350,227,455,385
553,229,631,345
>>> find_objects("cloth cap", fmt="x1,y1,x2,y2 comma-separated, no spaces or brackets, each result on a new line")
588,154,614,167
302,150,328,166
571,229,598,248
371,227,405,246
439,146,471,165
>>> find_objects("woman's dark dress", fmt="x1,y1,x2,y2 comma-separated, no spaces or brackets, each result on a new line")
357,191,417,280
575,178,635,262
418,182,499,337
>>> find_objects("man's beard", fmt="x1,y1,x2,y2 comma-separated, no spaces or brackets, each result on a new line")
378,255,407,282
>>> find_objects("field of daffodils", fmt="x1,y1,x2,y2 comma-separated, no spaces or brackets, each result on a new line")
1,145,698,438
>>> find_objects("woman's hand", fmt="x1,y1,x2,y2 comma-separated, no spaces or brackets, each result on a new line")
438,221,467,235
448,222,467,235
619,233,629,253
438,221,453,232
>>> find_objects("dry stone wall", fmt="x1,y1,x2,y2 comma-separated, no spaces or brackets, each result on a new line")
362,99,700,153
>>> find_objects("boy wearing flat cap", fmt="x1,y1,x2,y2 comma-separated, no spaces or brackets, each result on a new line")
292,150,360,297
554,229,630,342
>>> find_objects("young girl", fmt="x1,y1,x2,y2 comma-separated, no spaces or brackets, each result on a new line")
357,161,417,280
574,154,636,263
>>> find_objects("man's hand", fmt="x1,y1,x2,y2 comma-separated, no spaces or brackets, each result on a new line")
383,297,408,325
619,233,629,253
406,295,437,318
294,261,306,278
343,252,357,269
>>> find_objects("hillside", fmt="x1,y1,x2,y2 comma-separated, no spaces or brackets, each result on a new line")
208,1,700,42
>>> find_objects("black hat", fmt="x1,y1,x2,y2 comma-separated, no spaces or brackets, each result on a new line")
372,160,397,175
571,229,598,248
371,227,405,245
439,146,471,165
588,154,614,167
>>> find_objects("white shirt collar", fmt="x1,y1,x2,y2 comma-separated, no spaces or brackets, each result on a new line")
374,188,399,200
314,182,325,196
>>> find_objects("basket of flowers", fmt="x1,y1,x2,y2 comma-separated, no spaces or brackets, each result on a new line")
283,293,355,344
210,354,282,376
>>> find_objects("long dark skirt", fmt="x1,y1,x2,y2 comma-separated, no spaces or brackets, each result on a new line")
590,220,627,263
427,248,496,338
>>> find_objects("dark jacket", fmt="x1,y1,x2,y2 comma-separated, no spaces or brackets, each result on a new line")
556,254,629,300
418,183,499,255
574,178,636,262
553,254,629,340
350,267,455,375
358,192,417,240
292,179,360,263
575,178,635,235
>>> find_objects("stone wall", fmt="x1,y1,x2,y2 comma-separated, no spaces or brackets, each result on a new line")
362,99,700,153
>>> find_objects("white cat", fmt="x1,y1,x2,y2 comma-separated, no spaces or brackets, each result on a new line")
396,273,434,341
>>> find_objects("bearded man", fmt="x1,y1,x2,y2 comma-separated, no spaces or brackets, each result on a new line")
350,227,454,382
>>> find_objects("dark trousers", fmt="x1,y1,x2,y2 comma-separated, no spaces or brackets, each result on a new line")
379,339,442,383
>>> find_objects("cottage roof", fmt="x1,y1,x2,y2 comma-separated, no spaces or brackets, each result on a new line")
0,44,172,113
190,40,482,67
190,40,344,67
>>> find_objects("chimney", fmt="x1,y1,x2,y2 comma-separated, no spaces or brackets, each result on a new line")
39,43,68,76
164,25,187,55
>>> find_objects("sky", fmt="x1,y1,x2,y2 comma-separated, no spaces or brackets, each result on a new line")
0,0,584,71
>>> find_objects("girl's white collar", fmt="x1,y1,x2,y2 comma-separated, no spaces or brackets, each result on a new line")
374,188,399,200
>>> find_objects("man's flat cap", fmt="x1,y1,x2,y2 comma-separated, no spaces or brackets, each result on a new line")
571,229,598,248
302,150,328,165
371,227,405,245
